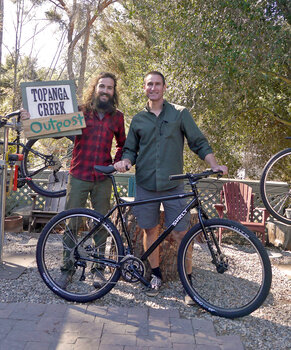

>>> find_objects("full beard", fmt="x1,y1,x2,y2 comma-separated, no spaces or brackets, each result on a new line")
92,94,114,112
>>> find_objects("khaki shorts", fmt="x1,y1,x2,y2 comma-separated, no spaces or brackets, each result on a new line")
133,184,190,231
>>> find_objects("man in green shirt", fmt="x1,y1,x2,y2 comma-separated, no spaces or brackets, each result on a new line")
115,71,227,302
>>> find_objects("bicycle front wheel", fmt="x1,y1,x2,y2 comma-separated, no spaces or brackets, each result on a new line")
21,136,74,197
260,148,291,225
178,219,272,318
36,208,124,302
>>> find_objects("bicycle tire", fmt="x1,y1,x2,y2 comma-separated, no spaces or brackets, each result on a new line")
178,218,272,318
36,208,124,302
21,136,74,197
260,148,291,225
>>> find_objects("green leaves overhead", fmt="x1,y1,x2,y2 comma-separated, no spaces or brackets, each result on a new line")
2,0,290,178
93,0,290,177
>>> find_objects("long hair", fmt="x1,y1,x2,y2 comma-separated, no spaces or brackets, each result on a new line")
82,72,119,115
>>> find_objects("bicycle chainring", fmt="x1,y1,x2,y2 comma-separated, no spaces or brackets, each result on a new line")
120,256,145,283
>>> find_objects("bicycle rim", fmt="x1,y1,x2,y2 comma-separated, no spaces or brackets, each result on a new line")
36,209,124,302
260,148,291,225
21,137,74,197
178,219,272,318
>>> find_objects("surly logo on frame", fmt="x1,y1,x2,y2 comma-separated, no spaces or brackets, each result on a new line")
172,209,188,227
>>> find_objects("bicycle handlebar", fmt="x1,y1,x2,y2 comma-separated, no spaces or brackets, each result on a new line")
94,165,116,174
94,165,223,181
169,170,223,181
0,110,21,128
5,110,21,119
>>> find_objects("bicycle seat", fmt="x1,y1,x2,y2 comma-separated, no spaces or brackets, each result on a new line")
94,165,116,174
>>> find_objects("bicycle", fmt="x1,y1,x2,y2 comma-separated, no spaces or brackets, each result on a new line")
0,110,74,197
260,137,291,225
36,166,272,318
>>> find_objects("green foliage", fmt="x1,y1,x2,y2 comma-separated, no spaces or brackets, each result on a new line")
0,55,47,114
91,0,290,178
89,5,162,118
2,0,290,180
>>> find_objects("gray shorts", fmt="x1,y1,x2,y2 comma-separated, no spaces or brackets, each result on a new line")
133,184,190,231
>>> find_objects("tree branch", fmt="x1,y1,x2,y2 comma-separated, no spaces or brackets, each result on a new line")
243,107,291,127
260,70,291,85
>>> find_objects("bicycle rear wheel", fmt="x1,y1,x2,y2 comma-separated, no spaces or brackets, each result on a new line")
178,219,272,318
260,148,291,225
21,136,74,197
36,208,124,302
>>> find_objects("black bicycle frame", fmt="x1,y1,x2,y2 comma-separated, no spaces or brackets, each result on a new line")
75,172,222,269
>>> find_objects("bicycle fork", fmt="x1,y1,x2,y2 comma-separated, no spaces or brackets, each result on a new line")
197,208,228,274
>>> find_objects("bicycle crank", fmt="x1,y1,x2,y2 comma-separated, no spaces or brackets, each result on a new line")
120,256,148,285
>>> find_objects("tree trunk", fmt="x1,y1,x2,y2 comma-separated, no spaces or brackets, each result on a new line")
12,0,23,110
112,206,198,282
56,0,117,97
0,0,3,68
76,12,91,100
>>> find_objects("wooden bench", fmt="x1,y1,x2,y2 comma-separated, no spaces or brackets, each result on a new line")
28,172,68,233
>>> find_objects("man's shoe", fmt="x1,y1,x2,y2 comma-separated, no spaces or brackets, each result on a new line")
56,270,75,289
145,274,162,297
183,290,195,305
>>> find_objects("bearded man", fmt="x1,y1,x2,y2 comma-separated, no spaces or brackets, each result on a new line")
54,72,126,289
66,72,126,213
21,72,125,289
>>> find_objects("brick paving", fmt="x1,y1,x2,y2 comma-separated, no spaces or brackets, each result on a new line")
0,302,244,350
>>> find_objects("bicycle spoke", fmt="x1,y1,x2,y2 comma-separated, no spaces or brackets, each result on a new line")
178,219,271,318
22,137,74,197
260,148,291,224
270,193,289,215
37,209,124,302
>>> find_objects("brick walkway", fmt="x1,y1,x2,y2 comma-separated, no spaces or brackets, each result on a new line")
0,302,244,350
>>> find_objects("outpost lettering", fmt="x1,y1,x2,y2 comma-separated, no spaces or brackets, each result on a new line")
30,114,85,134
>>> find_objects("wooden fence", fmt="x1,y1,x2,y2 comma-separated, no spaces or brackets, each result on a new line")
5,172,280,225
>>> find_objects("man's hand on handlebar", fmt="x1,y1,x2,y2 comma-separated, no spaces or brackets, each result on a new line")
211,165,228,175
114,159,132,173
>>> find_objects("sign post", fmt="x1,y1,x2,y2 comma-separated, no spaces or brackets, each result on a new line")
0,125,9,263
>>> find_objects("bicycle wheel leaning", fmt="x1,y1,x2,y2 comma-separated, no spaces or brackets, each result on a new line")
260,148,291,225
178,218,272,318
36,208,124,302
21,136,74,197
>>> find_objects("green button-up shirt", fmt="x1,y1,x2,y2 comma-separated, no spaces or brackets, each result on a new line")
122,100,213,191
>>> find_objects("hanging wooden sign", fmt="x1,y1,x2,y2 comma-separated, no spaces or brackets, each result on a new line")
21,80,86,139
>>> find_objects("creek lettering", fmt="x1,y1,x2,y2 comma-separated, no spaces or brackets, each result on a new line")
29,87,71,117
